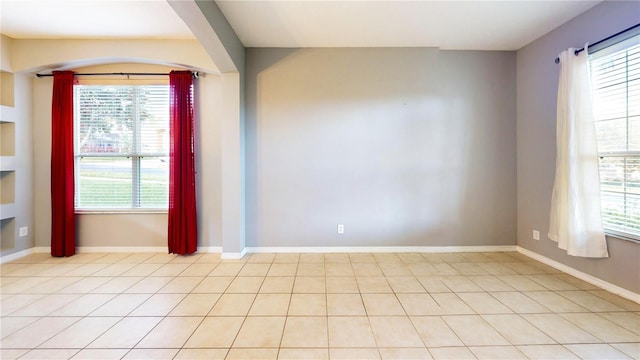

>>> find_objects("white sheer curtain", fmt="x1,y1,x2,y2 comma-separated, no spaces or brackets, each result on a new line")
548,45,609,258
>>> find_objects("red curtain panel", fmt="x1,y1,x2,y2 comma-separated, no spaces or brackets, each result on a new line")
50,71,76,257
168,71,198,255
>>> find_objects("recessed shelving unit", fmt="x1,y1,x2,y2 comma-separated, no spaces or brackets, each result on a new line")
0,70,16,253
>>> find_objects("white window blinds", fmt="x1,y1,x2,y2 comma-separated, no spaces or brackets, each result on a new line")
74,85,170,210
590,35,640,240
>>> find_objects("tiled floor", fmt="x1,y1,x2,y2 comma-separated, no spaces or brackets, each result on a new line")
0,251,638,359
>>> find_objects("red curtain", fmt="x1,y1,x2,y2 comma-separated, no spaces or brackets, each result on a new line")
168,71,198,255
51,71,76,257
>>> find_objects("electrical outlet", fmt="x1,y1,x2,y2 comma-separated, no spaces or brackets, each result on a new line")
533,230,540,240
337,224,344,234
19,226,28,237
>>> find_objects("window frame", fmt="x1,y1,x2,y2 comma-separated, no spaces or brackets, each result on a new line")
73,83,170,213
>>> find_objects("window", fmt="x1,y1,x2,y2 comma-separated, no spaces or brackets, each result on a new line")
590,35,640,240
74,85,170,210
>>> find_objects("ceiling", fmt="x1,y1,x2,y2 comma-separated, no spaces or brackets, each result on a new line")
0,0,601,50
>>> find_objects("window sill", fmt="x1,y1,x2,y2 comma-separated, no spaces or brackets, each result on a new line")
604,231,640,244
75,209,167,215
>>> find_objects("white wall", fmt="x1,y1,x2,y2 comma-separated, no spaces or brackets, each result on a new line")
245,48,517,248
517,1,640,293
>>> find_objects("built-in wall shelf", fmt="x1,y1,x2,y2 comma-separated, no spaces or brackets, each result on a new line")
0,203,15,220
0,218,15,251
0,105,15,123
0,157,15,171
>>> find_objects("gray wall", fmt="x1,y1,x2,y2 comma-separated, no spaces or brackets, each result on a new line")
246,48,516,248
517,1,640,293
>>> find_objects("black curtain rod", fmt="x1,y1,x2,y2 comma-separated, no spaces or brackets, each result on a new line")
35,71,199,78
555,23,640,64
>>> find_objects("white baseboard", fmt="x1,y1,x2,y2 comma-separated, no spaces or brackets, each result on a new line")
221,248,247,259
0,248,35,264
245,245,518,254
517,246,640,304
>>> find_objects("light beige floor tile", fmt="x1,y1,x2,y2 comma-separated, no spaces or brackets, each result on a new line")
362,294,406,315
174,349,228,360
558,290,625,312
503,262,544,275
0,316,39,339
71,349,130,359
469,346,527,359
432,263,460,276
20,349,80,359
611,343,640,359
268,263,298,276
297,263,325,276
93,276,143,293
23,276,82,294
136,317,202,348
431,293,475,315
91,294,151,316
260,277,295,293
120,253,155,264
233,316,286,347
0,276,51,294
351,253,377,263
239,263,271,276
589,291,640,311
324,253,350,263
490,291,552,313
353,263,383,276
278,348,329,359
552,275,599,290
373,253,402,263
443,315,510,346
118,277,168,294
369,316,424,347
293,276,325,293
209,263,244,276
441,276,484,292
227,276,264,293
330,348,380,359
561,313,639,342
379,347,432,360
0,349,28,360
429,347,477,360
469,275,515,292
63,263,110,277
0,294,46,316
397,293,441,315
477,262,518,275
120,263,163,277
180,263,217,276
247,253,276,263
326,276,359,293
192,276,233,293
129,293,186,316
91,263,137,277
122,348,179,359
299,253,324,263
58,277,112,293
195,253,223,264
416,276,452,293
9,294,81,316
226,348,278,360
522,314,601,344
249,293,291,315
184,316,244,348
526,275,578,290
564,344,632,359
328,317,377,347
0,316,79,348
157,276,203,293
209,293,256,316
325,263,354,276
523,291,587,312
281,317,328,348
600,312,640,335
273,253,300,263
169,293,221,316
93,253,131,264
499,275,547,291
88,317,162,348
40,317,120,348
288,294,327,315
149,263,190,276
457,292,512,314
386,276,426,293
516,345,580,359
357,276,392,293
451,263,490,275
482,314,555,345
49,293,116,316
410,316,464,347
378,263,412,276
327,293,366,315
